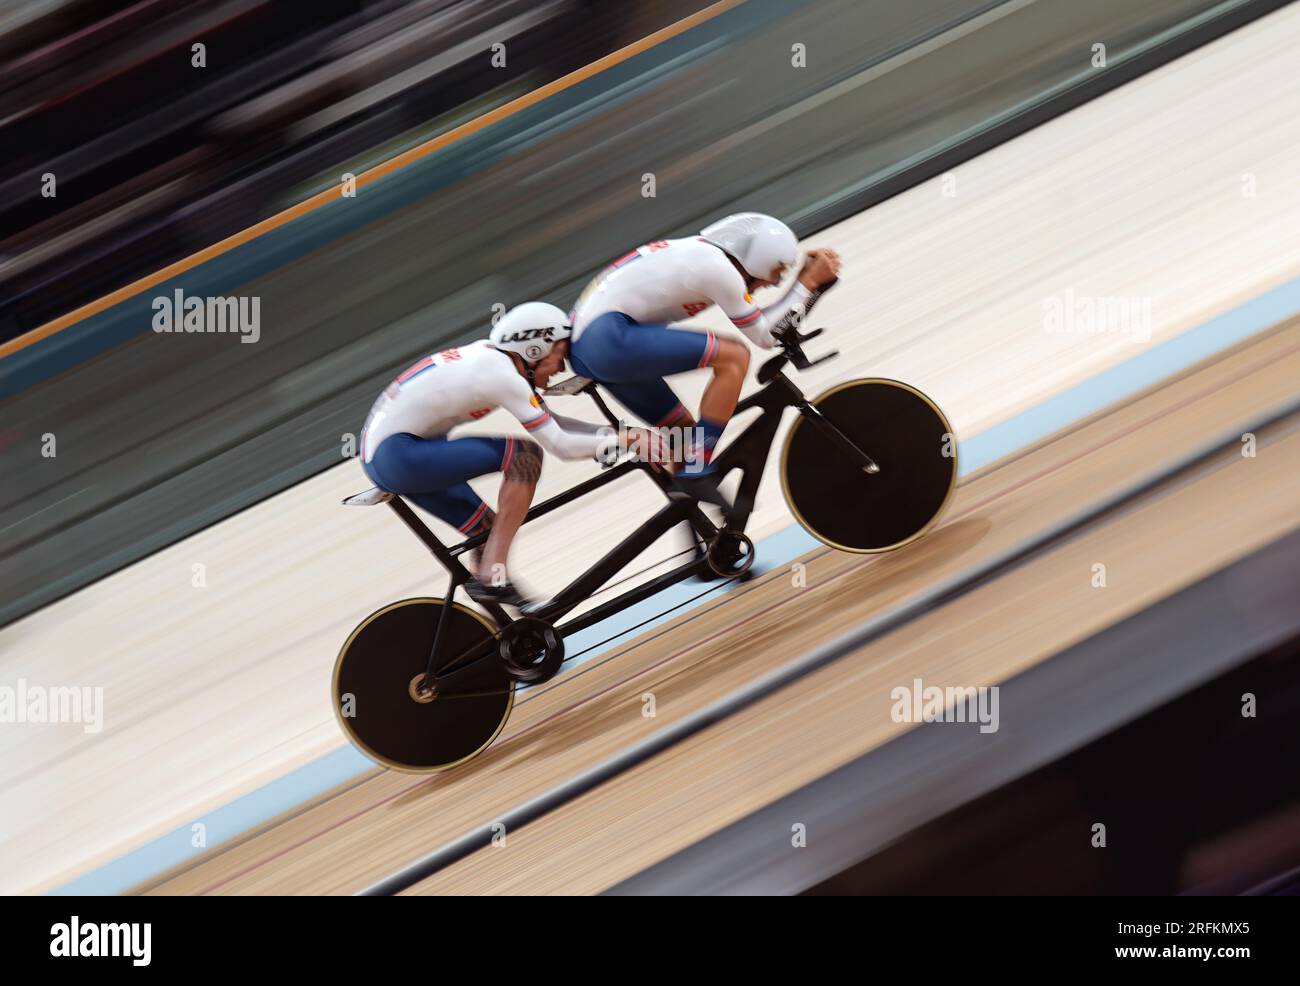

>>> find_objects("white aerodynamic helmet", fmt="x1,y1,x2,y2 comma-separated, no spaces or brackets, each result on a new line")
700,212,798,280
489,302,572,364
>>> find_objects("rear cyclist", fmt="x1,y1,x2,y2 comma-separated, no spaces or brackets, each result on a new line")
359,302,658,608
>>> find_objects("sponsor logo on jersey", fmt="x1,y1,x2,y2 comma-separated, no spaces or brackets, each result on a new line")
529,394,542,409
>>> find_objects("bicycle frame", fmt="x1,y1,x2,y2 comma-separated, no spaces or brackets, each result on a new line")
387,342,876,693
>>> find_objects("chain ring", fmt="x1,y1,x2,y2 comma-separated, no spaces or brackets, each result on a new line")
706,530,755,578
498,616,565,684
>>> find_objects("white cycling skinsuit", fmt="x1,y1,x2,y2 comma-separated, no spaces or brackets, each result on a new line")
570,236,813,349
360,339,614,532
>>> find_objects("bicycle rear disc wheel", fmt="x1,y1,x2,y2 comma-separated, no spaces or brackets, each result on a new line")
782,379,957,552
333,598,512,772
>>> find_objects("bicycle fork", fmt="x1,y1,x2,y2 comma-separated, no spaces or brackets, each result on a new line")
795,399,881,474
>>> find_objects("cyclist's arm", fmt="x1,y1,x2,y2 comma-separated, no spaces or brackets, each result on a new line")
708,263,812,350
547,410,608,436
495,373,616,462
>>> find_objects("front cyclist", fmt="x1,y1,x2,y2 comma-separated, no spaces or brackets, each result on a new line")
359,302,658,609
568,212,841,503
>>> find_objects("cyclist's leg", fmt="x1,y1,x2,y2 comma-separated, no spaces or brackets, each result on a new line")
478,438,542,585
696,335,749,434
571,311,720,383
364,433,539,581
571,312,749,471
415,483,494,538
607,336,750,472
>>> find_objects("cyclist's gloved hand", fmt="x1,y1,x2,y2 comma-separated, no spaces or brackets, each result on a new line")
772,276,838,342
622,426,667,472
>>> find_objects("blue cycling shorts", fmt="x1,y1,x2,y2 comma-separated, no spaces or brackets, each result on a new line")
570,311,718,426
363,432,519,533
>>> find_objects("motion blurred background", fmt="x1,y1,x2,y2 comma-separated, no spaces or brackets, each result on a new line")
1,0,1298,896
0,0,710,337
0,0,1260,624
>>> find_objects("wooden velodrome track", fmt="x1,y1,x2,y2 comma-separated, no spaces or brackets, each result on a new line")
136,318,1300,894
2,6,1299,894
412,387,1300,896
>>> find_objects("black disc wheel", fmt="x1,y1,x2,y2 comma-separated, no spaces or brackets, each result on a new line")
782,379,957,552
332,598,512,772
